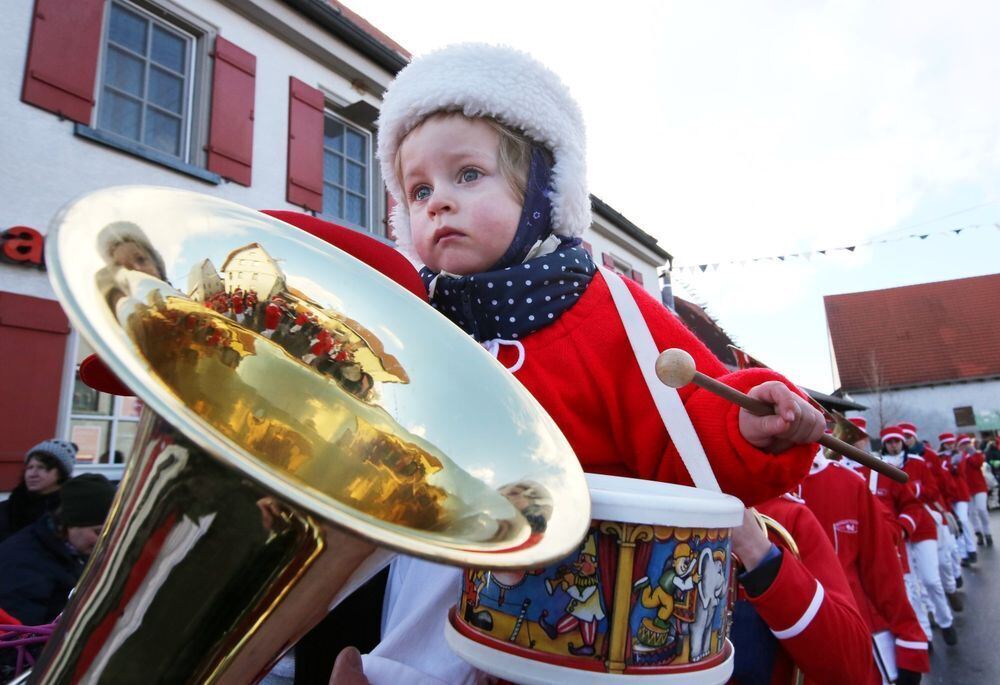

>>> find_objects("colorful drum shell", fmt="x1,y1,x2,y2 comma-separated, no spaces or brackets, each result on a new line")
447,474,744,684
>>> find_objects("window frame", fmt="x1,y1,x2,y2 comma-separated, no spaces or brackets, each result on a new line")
75,0,219,182
66,334,143,468
321,109,379,235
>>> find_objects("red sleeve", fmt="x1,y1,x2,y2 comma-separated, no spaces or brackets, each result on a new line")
627,280,815,505
750,503,876,685
856,483,930,672
893,482,925,539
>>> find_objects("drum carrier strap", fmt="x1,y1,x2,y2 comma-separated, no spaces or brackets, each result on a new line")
599,267,721,492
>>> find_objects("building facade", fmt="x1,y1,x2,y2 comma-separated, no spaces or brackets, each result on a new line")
1,0,671,488
825,274,1000,441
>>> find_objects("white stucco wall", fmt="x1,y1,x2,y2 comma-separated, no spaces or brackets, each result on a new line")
1,0,393,302
586,211,668,299
848,377,1000,440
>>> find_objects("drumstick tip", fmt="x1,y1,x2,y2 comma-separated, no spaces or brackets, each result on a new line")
655,348,697,388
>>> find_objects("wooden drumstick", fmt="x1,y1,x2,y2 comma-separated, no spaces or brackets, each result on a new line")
654,348,909,484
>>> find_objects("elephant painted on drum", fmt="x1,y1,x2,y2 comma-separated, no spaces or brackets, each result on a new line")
689,547,727,662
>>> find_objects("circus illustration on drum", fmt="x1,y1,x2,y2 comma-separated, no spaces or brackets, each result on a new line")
630,531,732,666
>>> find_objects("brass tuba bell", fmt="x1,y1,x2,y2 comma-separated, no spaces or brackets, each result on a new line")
26,186,590,684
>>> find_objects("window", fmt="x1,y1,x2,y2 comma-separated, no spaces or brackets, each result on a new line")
69,337,142,464
322,113,373,231
95,0,197,161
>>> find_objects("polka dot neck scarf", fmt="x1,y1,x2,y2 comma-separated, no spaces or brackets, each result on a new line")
420,144,596,341
421,241,596,342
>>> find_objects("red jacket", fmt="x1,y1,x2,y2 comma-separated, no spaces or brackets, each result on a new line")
496,271,815,505
734,496,878,685
798,459,930,673
934,450,964,503
918,449,951,513
945,452,971,502
962,451,989,495
854,464,936,543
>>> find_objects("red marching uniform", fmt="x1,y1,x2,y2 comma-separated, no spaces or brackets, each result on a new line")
798,457,930,674
732,495,877,685
963,450,989,496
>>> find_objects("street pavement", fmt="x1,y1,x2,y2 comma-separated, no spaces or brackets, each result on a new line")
928,510,1000,684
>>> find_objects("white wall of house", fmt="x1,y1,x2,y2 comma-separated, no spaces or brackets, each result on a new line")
1,0,393,302
586,211,667,298
848,377,1000,440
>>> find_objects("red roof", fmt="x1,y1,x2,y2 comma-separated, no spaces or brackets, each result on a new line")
824,274,1000,391
327,1,411,59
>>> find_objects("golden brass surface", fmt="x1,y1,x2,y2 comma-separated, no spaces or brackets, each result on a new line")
31,186,590,684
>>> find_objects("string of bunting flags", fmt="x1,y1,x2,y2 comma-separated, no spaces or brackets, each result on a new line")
670,221,1000,274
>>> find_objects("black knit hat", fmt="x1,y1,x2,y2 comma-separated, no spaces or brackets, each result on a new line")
59,474,116,528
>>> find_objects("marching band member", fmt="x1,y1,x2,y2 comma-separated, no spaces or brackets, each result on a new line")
957,435,993,547
799,448,930,684
898,422,962,609
934,433,969,574
730,495,878,685
872,426,955,646
941,435,977,564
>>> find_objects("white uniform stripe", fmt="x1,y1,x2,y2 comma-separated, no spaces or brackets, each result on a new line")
772,581,825,640
900,514,916,529
895,638,929,650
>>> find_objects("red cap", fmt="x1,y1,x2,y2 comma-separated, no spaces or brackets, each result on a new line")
938,432,956,444
898,422,917,437
848,417,868,430
880,425,905,442
957,435,973,446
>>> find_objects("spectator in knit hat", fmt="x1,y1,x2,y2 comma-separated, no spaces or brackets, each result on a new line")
0,474,115,626
0,439,77,543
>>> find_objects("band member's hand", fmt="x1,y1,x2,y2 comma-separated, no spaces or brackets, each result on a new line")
731,508,772,571
738,382,825,453
330,647,369,685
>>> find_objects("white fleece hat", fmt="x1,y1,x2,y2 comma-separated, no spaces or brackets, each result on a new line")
377,43,591,260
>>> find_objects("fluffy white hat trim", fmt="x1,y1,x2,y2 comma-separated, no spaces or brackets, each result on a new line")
376,43,591,260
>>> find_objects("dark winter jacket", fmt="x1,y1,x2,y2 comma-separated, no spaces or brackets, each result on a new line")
0,515,86,625
0,484,61,543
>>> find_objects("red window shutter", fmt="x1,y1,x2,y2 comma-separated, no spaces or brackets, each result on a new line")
21,0,105,124
602,252,615,268
582,240,593,256
0,292,70,490
206,37,256,186
287,77,324,212
630,269,644,285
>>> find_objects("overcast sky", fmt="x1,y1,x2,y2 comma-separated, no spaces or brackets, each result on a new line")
347,0,1000,391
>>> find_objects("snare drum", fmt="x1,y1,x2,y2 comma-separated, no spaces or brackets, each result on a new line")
446,473,744,684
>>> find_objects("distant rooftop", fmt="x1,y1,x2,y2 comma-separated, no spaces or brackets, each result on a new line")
825,273,1000,392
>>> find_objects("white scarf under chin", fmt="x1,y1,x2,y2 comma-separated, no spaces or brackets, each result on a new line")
882,453,905,468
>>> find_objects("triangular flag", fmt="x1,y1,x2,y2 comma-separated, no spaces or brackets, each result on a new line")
699,264,708,272
846,246,856,252
919,234,928,239
953,228,963,235
778,256,785,261
818,249,826,255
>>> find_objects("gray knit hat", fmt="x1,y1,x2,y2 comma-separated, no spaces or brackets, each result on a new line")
26,439,77,479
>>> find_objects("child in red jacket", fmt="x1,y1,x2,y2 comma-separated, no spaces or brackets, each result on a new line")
350,42,826,685
376,43,824,504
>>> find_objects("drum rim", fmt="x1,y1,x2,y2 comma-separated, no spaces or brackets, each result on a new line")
444,608,735,685
586,474,743,527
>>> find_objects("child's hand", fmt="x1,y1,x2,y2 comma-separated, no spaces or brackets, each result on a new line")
737,381,825,453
